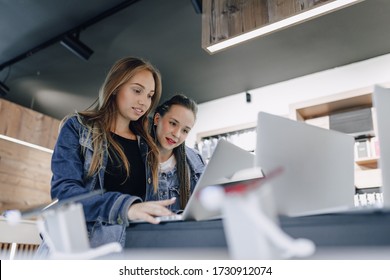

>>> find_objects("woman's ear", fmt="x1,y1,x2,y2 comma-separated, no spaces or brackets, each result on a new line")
153,113,160,126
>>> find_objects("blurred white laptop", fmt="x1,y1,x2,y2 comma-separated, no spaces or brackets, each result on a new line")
255,111,356,217
372,85,390,209
130,139,256,223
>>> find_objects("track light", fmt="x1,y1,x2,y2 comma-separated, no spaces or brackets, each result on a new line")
0,81,9,97
1,1,139,69
60,34,94,61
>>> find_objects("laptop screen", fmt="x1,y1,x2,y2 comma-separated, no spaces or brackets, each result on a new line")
255,111,355,216
183,139,255,221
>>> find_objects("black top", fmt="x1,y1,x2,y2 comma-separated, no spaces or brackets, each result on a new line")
104,133,146,200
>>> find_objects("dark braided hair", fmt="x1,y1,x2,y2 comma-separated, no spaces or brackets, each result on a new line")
152,94,198,209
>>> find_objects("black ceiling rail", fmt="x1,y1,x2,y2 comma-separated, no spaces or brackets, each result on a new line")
0,0,141,71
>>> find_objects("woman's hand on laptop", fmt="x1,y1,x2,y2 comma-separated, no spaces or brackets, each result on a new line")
127,197,176,224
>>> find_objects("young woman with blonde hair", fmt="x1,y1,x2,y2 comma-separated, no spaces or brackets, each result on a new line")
50,57,175,248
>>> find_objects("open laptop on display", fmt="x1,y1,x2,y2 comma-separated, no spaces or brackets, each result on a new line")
372,85,390,209
130,139,256,223
255,111,356,217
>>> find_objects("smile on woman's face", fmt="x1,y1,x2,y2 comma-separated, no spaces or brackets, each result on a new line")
116,69,155,122
154,104,195,154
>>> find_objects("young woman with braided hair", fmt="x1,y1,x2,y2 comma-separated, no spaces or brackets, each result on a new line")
151,94,206,212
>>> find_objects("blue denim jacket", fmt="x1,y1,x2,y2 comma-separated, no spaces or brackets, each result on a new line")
51,115,153,248
146,147,206,212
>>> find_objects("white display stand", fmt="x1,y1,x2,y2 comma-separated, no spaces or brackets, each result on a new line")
199,167,315,260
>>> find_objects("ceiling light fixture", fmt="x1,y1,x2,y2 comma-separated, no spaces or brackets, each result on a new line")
60,34,94,61
0,0,141,70
0,81,9,97
205,0,363,54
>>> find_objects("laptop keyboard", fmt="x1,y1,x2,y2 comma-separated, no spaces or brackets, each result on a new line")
129,214,183,224
155,214,183,222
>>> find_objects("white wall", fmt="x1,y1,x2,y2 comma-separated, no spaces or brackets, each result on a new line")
188,53,390,148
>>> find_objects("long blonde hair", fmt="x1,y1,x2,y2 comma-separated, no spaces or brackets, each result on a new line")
73,57,162,190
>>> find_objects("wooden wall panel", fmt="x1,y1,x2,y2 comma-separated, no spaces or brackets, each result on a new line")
267,0,300,23
0,99,60,149
0,99,59,213
0,137,52,212
202,0,269,48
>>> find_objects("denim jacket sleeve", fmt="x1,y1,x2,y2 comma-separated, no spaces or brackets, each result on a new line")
50,116,140,226
185,146,206,193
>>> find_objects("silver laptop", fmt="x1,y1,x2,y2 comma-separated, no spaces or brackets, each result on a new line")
130,139,255,223
255,111,356,217
373,85,390,209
